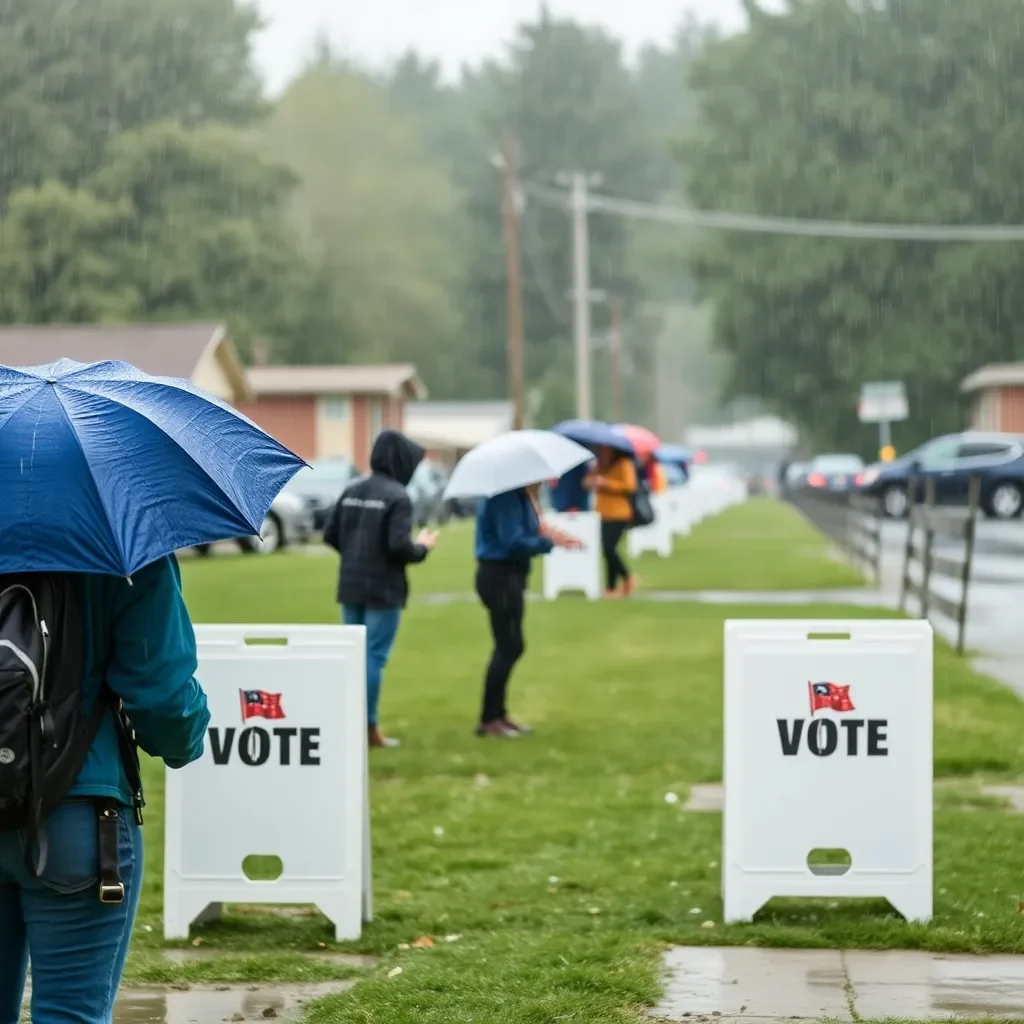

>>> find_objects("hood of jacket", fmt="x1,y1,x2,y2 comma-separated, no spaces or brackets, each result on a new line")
369,429,425,486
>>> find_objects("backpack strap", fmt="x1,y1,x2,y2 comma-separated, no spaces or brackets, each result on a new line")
23,690,144,878
105,687,145,825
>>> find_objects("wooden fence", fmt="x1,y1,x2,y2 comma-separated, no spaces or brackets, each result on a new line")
787,488,883,585
898,475,980,655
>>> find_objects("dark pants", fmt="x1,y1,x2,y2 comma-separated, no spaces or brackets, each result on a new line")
0,800,143,1024
601,521,631,591
475,561,528,723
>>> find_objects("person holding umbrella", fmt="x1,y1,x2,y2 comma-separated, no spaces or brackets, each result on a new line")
445,431,590,737
0,358,303,1024
586,446,639,598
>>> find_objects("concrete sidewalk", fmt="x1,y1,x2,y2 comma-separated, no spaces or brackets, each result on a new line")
652,946,1024,1021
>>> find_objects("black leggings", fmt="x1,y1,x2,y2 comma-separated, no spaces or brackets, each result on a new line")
601,521,631,591
475,561,527,723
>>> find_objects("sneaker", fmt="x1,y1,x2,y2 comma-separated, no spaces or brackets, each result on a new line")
475,720,519,738
503,718,534,735
369,726,401,749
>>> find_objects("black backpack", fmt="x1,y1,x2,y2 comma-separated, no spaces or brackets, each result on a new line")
629,463,656,529
0,573,143,875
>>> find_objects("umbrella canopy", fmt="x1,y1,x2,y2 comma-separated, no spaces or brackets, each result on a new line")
553,419,634,455
655,443,693,465
0,359,304,576
616,423,661,461
444,430,593,499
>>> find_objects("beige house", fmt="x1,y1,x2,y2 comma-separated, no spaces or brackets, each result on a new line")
962,363,1024,433
0,323,251,404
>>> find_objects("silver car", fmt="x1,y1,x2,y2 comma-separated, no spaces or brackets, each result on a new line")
239,490,314,555
193,490,313,557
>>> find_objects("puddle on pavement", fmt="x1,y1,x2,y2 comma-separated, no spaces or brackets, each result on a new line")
23,982,354,1024
653,947,1024,1021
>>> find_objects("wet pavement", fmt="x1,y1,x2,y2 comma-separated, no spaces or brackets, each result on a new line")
21,981,355,1024
877,520,1024,697
651,946,1024,1021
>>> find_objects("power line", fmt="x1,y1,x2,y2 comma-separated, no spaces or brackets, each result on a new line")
518,201,569,327
523,182,1024,243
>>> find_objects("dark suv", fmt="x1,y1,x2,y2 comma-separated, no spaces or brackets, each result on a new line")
859,432,1024,519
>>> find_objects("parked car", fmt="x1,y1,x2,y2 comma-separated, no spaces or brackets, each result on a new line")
193,489,314,557
282,458,360,530
784,461,810,490
805,454,865,493
445,493,480,518
406,459,453,527
859,431,1024,519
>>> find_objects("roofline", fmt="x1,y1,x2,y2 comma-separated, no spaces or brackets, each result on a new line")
961,365,1024,393
199,324,254,403
247,366,428,400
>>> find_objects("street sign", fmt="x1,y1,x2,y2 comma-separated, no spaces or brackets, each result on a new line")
722,619,933,924
858,381,908,424
164,624,372,941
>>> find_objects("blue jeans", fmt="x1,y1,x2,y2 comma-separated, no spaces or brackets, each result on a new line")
342,605,402,727
0,800,143,1024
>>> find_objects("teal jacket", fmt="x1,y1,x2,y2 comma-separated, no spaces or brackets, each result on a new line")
68,555,210,806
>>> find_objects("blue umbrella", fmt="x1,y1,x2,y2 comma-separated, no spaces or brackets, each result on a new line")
655,444,693,465
553,419,634,456
0,359,305,576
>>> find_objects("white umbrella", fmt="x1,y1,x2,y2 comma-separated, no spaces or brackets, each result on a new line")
444,429,593,499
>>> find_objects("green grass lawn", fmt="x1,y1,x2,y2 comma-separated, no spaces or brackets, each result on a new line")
118,518,1024,1021
179,498,862,614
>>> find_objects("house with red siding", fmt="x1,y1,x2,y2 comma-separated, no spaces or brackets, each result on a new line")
236,365,427,468
962,364,1024,433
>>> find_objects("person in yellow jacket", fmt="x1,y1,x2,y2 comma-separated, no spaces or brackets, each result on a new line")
585,447,638,597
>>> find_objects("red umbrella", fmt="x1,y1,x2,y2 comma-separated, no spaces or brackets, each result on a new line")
616,424,661,461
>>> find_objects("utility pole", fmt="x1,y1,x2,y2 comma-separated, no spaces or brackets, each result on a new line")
500,133,526,430
610,294,624,422
570,172,593,421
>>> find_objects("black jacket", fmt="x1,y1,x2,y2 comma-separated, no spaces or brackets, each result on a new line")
323,430,429,609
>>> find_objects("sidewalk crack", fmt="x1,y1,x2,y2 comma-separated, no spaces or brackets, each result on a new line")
840,950,860,1022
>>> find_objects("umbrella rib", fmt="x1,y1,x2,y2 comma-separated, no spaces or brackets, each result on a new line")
54,381,283,534
0,386,50,440
48,387,169,574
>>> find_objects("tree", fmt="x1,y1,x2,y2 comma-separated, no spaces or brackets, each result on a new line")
264,67,465,382
0,0,265,206
682,0,1024,452
0,121,328,360
0,181,137,322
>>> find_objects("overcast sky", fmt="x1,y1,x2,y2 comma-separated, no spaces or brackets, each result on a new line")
252,0,766,93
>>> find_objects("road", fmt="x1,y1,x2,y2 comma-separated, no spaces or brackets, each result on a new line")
877,517,1024,694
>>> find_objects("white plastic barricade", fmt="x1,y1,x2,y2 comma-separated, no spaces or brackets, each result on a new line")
164,624,371,941
627,493,673,559
662,486,694,537
723,619,933,924
542,511,601,600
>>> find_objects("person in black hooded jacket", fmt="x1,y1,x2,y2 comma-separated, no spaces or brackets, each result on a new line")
324,430,437,748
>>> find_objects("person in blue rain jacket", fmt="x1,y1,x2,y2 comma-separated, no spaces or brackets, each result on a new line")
549,461,593,513
473,485,578,737
0,555,210,1024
